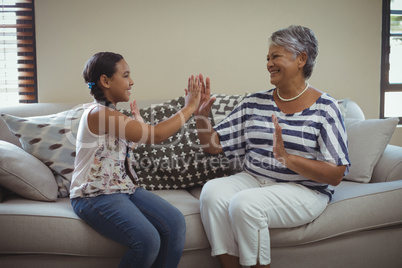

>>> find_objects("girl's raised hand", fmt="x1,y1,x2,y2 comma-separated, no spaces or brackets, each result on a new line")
184,75,202,112
130,100,144,123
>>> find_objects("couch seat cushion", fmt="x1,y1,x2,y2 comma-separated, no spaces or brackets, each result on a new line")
0,190,209,256
190,181,402,247
1,181,402,256
269,180,402,246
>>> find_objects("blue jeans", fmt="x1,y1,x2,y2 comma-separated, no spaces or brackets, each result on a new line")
71,187,186,268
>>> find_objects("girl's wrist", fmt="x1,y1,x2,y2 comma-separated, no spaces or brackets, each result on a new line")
184,103,197,114
180,106,195,121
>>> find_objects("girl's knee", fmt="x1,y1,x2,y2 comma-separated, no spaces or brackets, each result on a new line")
125,229,160,267
129,225,161,253
177,213,186,234
169,208,186,239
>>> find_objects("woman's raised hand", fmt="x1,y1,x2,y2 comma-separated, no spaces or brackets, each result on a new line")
272,114,288,166
184,75,202,112
195,73,216,117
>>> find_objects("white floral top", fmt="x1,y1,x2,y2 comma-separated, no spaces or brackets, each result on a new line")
70,103,139,198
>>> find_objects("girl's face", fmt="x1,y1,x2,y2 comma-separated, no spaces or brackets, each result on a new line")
105,59,134,105
266,45,301,87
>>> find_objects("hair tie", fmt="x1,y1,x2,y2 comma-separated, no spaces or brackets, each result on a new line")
87,82,95,89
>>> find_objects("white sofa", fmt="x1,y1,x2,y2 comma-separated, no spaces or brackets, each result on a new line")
1,95,402,268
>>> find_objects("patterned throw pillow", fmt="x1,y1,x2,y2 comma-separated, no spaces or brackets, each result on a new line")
122,96,232,190
1,107,84,197
210,93,247,124
0,94,246,195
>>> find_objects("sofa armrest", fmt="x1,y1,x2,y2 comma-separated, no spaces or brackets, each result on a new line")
371,145,402,183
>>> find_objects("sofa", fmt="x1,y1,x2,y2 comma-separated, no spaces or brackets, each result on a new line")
1,94,402,268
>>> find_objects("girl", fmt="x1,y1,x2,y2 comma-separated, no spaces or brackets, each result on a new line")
70,52,201,268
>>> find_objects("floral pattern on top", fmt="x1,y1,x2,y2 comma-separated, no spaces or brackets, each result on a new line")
81,134,139,197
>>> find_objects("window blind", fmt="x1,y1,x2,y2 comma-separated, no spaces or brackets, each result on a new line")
0,0,37,105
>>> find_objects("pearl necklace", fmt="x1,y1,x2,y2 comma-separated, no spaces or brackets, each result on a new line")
277,82,309,102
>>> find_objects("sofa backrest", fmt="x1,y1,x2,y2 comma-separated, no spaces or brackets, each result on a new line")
0,99,366,147
344,100,365,120
0,100,163,147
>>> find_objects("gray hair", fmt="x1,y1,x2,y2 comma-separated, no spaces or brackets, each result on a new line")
269,25,318,79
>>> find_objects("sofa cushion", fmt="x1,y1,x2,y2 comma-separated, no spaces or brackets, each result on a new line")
2,181,401,258
0,103,81,148
121,97,232,190
269,179,402,246
0,141,58,201
336,98,349,119
0,190,210,257
371,144,402,183
343,117,398,183
210,93,246,124
1,107,84,197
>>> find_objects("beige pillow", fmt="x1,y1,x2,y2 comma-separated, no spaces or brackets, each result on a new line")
1,107,84,197
344,117,398,183
0,141,58,201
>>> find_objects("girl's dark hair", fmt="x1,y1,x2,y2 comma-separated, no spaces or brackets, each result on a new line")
82,52,124,106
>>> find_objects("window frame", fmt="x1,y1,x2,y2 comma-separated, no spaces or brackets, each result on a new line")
0,0,37,105
381,0,402,124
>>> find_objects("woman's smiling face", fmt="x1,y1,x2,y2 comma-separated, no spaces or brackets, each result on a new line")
266,45,300,87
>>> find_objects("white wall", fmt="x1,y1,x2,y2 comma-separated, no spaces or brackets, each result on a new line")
35,0,402,146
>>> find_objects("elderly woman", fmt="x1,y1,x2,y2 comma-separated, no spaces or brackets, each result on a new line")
194,25,350,268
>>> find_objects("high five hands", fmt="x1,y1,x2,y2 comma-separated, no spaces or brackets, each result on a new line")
193,74,216,117
184,75,202,112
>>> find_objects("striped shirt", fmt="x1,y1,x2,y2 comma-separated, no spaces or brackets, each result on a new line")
214,89,350,200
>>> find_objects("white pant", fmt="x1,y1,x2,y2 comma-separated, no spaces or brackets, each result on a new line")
199,172,329,266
